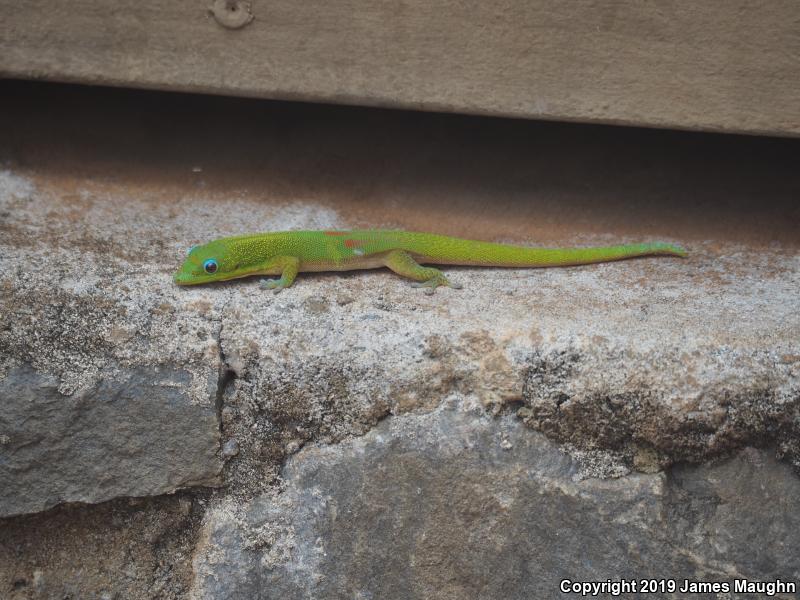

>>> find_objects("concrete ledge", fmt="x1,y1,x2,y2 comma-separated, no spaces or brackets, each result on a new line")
2,2,799,136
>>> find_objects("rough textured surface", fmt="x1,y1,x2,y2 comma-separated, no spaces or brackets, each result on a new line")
2,1,800,137
519,342,800,474
1,83,799,598
195,406,800,599
0,492,209,600
0,366,221,517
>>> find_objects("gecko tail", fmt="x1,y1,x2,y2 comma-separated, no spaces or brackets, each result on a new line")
396,233,687,268
511,242,688,267
573,242,687,264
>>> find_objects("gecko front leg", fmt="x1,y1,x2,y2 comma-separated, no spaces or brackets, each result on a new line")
259,256,300,293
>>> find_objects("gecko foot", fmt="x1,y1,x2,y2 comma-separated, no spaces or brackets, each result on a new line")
411,276,462,294
260,278,286,294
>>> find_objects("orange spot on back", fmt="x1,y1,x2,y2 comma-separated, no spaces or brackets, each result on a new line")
344,239,364,248
324,231,347,236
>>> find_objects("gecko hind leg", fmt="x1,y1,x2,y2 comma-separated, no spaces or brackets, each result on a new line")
384,250,462,294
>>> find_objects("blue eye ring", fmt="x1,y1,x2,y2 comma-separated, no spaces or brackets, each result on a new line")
203,259,218,274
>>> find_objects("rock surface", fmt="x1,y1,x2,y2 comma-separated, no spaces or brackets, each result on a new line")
0,365,221,517
0,492,206,599
0,163,228,517
194,405,800,599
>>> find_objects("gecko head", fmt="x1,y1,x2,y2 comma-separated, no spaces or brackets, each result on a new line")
173,240,250,286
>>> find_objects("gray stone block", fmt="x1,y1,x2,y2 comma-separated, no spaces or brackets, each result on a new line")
0,365,222,518
194,407,800,599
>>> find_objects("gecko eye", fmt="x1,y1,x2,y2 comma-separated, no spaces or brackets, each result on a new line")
188,245,198,256
203,259,218,274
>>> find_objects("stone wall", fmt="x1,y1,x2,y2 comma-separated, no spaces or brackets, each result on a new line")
1,82,799,599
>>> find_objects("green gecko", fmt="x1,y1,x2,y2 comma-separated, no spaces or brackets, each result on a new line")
173,230,686,294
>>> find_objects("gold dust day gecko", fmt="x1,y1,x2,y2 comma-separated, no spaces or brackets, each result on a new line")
174,230,685,294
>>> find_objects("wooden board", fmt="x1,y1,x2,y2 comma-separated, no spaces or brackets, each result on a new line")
2,1,799,136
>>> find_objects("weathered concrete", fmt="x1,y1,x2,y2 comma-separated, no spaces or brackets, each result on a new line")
0,83,798,598
194,406,800,599
2,1,800,137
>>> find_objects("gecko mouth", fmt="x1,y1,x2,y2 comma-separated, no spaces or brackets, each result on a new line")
173,271,211,285
173,267,256,286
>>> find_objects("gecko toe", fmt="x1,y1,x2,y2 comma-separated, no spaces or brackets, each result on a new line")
411,276,463,295
260,278,283,291
411,275,460,293
411,282,437,294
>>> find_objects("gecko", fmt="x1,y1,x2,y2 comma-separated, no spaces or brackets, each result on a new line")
173,230,686,293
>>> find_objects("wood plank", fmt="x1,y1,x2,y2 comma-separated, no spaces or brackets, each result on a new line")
2,1,799,136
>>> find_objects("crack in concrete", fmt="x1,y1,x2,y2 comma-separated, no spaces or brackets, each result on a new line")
213,291,238,454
